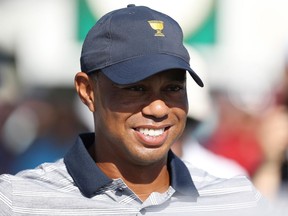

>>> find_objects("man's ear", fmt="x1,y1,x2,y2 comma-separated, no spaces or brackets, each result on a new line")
74,72,95,112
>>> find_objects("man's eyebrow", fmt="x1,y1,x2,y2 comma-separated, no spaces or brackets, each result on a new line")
112,83,137,88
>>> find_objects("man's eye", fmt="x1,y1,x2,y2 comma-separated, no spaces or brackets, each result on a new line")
127,86,146,91
166,85,184,92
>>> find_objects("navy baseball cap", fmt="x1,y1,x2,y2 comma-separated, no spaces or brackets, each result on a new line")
80,4,204,87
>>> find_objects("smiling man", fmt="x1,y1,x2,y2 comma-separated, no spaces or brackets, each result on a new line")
0,4,270,216
75,68,188,201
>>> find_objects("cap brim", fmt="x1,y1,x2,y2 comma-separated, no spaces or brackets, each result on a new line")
101,54,204,87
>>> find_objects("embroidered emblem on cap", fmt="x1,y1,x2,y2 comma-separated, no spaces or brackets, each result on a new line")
148,20,165,37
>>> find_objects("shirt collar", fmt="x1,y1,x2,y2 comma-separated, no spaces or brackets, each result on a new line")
64,133,199,199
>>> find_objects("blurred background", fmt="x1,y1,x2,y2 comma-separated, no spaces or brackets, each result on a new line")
0,0,288,205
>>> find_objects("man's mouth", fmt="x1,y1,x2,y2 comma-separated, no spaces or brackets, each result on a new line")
134,126,170,146
137,128,166,137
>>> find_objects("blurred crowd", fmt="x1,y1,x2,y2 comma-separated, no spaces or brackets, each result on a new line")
0,55,89,174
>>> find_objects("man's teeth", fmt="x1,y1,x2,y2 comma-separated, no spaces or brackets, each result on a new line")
139,128,165,137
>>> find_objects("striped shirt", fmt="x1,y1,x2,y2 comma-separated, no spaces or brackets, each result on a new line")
0,133,271,215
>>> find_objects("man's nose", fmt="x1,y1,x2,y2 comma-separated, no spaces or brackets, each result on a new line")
142,99,169,119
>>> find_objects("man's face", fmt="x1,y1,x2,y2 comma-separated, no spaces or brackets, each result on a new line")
93,69,188,166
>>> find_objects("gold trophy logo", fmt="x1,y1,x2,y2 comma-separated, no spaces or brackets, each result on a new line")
148,20,165,37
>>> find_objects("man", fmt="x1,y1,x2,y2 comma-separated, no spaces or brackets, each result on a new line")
0,5,269,215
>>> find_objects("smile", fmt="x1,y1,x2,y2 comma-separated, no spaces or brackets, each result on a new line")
138,128,165,137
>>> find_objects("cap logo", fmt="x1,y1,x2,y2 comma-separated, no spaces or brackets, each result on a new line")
148,20,165,37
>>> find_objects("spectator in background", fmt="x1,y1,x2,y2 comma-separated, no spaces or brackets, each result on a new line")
253,56,288,201
202,88,264,177
253,105,288,199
